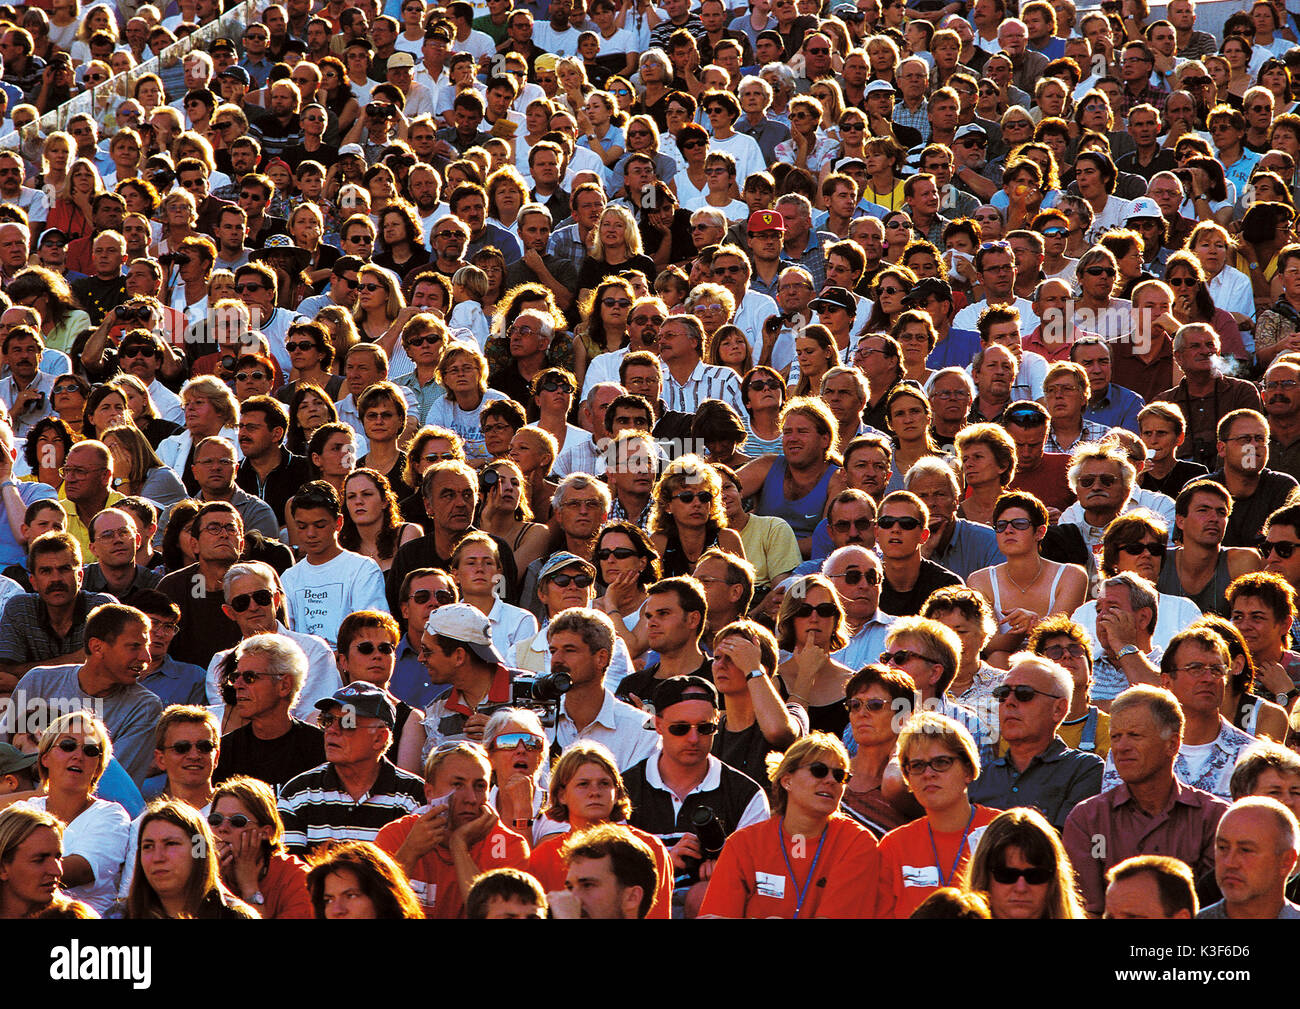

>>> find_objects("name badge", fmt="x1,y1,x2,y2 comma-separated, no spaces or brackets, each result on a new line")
755,872,786,899
901,864,941,888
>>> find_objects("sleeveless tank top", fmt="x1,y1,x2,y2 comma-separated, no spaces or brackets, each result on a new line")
661,522,722,578
1156,548,1232,617
989,562,1068,634
755,459,839,541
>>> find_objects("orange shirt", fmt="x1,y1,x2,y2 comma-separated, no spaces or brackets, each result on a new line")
697,814,880,919
261,851,313,920
875,805,998,919
529,824,675,919
375,815,530,919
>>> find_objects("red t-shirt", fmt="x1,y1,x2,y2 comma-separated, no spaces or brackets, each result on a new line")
1009,451,1075,512
529,823,675,919
375,815,530,919
875,805,998,919
697,814,880,919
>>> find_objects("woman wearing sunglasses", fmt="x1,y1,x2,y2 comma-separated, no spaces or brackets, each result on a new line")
775,574,852,734
477,458,552,575
483,708,553,845
700,732,878,918
969,492,1087,668
862,263,917,333
1164,251,1245,366
529,368,583,470
593,520,661,631
878,210,914,265
649,454,744,578
207,775,312,919
575,277,635,390
876,711,997,918
527,740,673,916
28,712,130,916
960,807,1086,918
840,664,922,839
335,610,427,775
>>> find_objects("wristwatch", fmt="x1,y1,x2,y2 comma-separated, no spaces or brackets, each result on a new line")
1112,644,1140,662
1276,692,1291,706
746,669,766,682
251,891,265,906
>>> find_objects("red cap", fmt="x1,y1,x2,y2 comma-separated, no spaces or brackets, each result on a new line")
746,209,785,232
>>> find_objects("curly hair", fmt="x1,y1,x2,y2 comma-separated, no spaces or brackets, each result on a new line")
648,454,727,536
305,841,425,919
339,467,407,561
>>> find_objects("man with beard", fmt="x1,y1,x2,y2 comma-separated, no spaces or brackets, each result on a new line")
796,489,876,575
12,602,160,787
0,531,115,691
405,161,442,246
1208,410,1298,548
249,80,305,163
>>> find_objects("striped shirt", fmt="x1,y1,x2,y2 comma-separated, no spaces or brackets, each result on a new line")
663,360,746,416
278,758,426,856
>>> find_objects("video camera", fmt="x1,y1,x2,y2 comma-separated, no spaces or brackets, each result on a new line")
478,670,572,726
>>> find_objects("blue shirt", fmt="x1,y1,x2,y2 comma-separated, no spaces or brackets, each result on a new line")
834,611,896,670
468,222,522,264
95,758,145,819
926,327,981,370
390,636,450,710
1084,383,1144,435
930,518,1005,581
969,736,1104,831
139,655,208,708
0,481,56,567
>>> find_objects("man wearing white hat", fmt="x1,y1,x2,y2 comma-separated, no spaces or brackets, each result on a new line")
419,601,519,754
385,50,435,119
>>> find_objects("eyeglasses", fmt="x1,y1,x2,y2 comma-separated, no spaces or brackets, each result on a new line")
548,571,594,588
833,567,885,591
595,546,640,561
208,812,254,828
602,297,632,309
200,521,241,536
1083,266,1116,277
227,669,286,685
354,640,396,656
234,283,266,294
491,731,545,751
840,121,865,132
801,760,850,783
52,383,82,394
990,864,1053,885
903,755,957,775
238,190,265,201
1077,473,1118,489
1260,540,1300,559
795,602,838,619
1265,379,1299,392
845,697,889,713
1039,226,1067,237
434,230,465,240
411,588,457,605
1171,661,1228,679
55,739,103,757
713,264,746,277
877,515,922,530
358,282,383,292
1167,276,1198,287
993,517,1034,533
748,378,782,392
119,346,157,358
958,138,986,148
1042,643,1087,661
992,683,1064,703
630,314,664,326
1226,433,1267,445
285,341,319,353
673,490,714,504
665,720,718,736
58,465,106,479
406,335,441,349
161,739,216,755
829,517,876,535
1117,541,1167,559
317,711,382,732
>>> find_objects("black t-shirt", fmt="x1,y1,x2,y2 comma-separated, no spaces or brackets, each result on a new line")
616,658,713,707
1139,459,1209,501
880,558,964,617
713,699,809,785
214,718,326,789
1211,468,1300,548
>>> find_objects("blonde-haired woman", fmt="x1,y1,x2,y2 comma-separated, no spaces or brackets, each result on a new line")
70,2,117,65
101,423,187,506
111,371,183,446
876,711,999,918
576,203,656,298
127,800,259,919
959,806,1086,918
28,711,131,916
209,775,312,919
775,573,853,734
486,165,530,239
649,453,745,577
44,139,94,240
686,281,736,342
0,805,97,919
476,457,551,573
528,740,673,917
157,375,240,489
699,732,879,918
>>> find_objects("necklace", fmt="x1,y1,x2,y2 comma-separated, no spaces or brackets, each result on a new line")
1005,556,1043,595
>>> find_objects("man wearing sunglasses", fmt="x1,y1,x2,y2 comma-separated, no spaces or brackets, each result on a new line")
295,256,365,320
968,655,1103,831
623,676,770,910
390,569,457,710
824,544,894,672
1261,505,1300,654
876,490,964,617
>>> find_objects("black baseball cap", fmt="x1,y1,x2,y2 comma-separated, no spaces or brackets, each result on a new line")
654,676,719,714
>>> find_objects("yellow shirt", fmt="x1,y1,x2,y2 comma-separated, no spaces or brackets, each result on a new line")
58,487,125,564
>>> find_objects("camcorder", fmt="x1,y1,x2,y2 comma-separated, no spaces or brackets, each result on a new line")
478,670,572,725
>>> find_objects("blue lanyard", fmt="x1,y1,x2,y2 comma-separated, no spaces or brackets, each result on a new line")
777,820,829,920
927,806,977,888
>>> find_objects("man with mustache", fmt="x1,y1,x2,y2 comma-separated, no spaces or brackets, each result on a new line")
1265,358,1300,484
11,600,160,787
